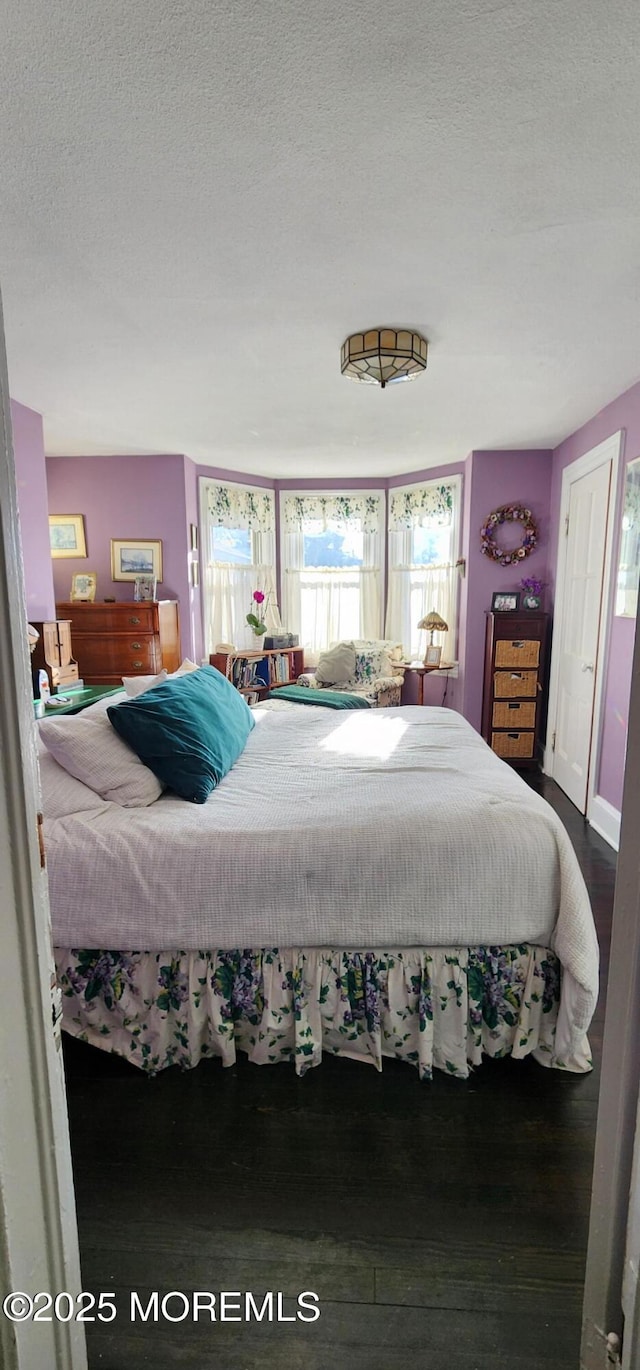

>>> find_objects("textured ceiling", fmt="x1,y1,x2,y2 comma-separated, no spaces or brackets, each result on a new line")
1,0,640,475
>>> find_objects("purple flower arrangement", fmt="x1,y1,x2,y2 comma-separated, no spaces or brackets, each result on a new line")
520,576,544,596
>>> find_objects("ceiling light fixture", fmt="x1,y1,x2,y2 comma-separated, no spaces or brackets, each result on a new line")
341,328,428,388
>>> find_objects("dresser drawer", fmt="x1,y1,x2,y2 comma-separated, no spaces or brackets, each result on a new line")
74,636,159,675
491,731,535,759
492,700,536,729
493,670,538,699
60,604,157,634
495,638,540,669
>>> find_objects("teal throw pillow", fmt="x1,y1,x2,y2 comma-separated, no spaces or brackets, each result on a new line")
107,665,255,803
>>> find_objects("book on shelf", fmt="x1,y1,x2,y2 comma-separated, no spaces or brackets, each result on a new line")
211,645,303,694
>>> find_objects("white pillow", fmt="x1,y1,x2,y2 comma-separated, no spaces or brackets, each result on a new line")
122,670,168,697
38,743,110,820
315,641,357,685
120,661,198,697
170,658,199,676
39,710,164,808
81,691,127,715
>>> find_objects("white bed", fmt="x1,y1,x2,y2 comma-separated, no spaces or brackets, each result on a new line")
44,700,599,1080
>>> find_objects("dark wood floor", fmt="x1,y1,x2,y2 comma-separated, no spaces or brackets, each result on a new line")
63,775,617,1370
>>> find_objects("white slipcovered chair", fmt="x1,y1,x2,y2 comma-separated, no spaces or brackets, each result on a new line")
297,639,405,707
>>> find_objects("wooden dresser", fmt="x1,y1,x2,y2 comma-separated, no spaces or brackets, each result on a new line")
55,601,180,686
481,611,550,768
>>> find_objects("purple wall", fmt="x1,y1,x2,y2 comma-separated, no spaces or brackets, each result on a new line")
45,455,190,656
550,379,640,811
10,400,55,620
460,450,553,732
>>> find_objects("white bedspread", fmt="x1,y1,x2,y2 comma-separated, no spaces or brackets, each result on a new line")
45,705,599,1055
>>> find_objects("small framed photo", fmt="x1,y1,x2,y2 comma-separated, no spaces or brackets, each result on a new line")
521,592,541,610
492,591,520,612
49,514,86,559
190,523,198,552
70,571,97,602
424,644,442,668
111,539,163,582
133,574,157,602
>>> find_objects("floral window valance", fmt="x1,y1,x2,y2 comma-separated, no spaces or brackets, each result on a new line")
205,481,275,532
283,493,382,533
389,482,455,530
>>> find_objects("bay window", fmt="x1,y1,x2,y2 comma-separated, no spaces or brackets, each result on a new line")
200,479,280,654
385,478,460,662
280,493,384,663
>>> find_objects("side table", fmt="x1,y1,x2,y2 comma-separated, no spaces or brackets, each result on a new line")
36,685,124,718
401,662,455,707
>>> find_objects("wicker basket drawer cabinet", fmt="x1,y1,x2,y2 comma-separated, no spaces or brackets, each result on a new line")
482,611,550,769
55,600,180,686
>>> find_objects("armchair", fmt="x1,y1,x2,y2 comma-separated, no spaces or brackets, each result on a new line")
297,639,405,707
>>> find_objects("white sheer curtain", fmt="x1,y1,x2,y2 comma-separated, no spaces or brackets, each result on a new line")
280,493,383,663
200,480,280,654
385,479,460,661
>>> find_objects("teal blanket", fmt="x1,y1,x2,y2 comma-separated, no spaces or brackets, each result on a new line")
267,685,370,710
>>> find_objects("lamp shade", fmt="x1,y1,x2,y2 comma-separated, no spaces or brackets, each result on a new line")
341,329,428,388
417,611,448,635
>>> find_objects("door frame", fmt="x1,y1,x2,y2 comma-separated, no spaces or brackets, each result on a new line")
581,612,640,1368
0,290,87,1368
544,431,622,832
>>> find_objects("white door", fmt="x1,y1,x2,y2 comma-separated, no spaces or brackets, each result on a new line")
552,460,612,811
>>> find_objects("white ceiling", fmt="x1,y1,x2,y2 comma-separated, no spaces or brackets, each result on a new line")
2,0,640,476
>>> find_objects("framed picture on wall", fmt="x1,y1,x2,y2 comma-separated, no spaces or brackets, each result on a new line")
70,572,97,602
111,539,163,582
49,514,86,559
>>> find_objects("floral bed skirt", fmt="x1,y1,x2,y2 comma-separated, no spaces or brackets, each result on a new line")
55,944,592,1081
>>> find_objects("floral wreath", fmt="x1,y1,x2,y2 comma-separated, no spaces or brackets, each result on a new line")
480,504,538,566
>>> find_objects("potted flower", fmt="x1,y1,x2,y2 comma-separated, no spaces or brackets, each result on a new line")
520,576,545,610
246,588,270,638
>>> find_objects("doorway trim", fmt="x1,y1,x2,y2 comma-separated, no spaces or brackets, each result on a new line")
544,431,623,835
0,292,87,1369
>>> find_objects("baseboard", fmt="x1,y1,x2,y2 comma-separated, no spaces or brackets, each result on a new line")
588,794,621,851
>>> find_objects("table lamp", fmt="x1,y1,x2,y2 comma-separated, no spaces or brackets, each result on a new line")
417,610,448,667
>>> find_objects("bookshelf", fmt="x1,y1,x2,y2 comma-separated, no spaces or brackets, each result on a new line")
210,647,304,702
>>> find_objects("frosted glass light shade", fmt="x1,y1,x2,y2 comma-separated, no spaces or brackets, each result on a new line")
341,329,428,388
